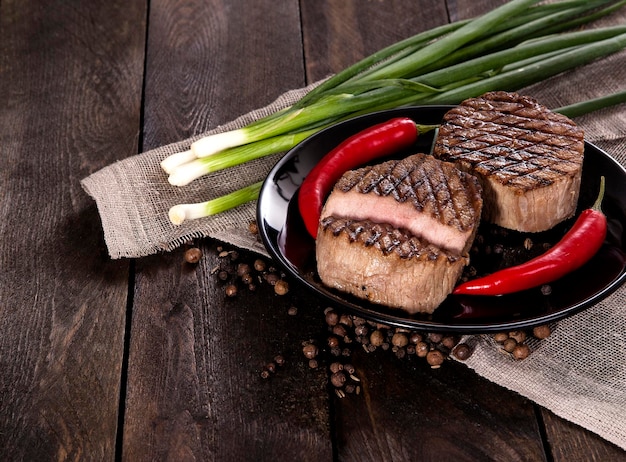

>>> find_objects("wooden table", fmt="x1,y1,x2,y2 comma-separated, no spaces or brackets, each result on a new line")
2,0,625,460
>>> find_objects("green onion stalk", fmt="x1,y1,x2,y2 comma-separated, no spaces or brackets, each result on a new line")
164,0,626,224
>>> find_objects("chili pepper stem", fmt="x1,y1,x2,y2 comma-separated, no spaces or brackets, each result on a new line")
592,176,606,212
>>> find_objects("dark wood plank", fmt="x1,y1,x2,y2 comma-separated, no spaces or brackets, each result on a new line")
333,347,546,461
0,0,146,459
300,0,450,83
541,410,626,462
121,1,333,460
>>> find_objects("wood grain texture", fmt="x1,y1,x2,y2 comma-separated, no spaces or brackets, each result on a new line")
541,409,626,462
300,0,450,82
122,0,332,460
123,245,333,461
141,0,306,149
333,348,546,461
2,0,625,460
0,0,145,459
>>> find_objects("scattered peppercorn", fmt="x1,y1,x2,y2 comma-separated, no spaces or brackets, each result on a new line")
248,220,258,235
225,284,238,297
453,343,473,361
503,338,517,353
302,343,318,359
512,343,531,360
184,247,203,264
330,371,347,388
426,350,445,368
533,324,552,339
254,259,266,272
274,280,289,295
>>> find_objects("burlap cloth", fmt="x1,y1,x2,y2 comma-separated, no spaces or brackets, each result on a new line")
82,51,626,449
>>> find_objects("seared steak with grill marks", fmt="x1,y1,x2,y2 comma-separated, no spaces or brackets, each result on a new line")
433,91,584,232
315,153,482,314
320,153,483,255
316,217,468,313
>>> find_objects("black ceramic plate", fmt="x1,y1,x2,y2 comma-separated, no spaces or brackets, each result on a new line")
257,106,626,333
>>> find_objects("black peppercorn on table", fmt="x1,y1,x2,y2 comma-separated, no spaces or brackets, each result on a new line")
1,0,625,460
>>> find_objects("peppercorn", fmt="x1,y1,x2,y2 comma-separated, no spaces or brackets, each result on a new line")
327,336,340,349
253,259,266,272
303,343,318,359
274,355,285,366
225,284,238,297
370,330,384,347
329,362,343,374
409,332,423,344
287,306,298,316
343,363,355,375
441,335,457,350
325,309,339,326
241,273,253,285
274,280,289,295
512,343,531,360
493,332,509,343
266,362,276,374
332,324,347,338
218,270,229,281
502,338,517,353
426,350,445,367
453,343,473,361
330,371,347,388
260,370,270,379
415,341,429,358
391,333,409,348
248,220,259,235
354,324,368,337
533,324,551,339
308,359,318,369
184,247,203,264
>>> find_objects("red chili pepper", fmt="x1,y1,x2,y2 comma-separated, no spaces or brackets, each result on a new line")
453,177,607,296
298,117,424,239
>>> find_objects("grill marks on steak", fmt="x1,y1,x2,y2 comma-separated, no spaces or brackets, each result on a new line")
320,153,483,255
315,153,482,314
316,216,467,313
433,91,584,232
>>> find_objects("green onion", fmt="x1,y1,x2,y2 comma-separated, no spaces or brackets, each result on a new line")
168,181,263,225
168,127,320,186
556,89,626,118
161,0,626,224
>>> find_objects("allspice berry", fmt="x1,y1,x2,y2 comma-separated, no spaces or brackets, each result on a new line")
302,343,318,359
426,349,445,367
184,247,202,264
453,343,473,361
330,371,347,388
533,324,552,339
274,279,289,295
512,343,531,360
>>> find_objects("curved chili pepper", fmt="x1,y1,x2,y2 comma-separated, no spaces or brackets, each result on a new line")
453,177,607,296
298,117,424,239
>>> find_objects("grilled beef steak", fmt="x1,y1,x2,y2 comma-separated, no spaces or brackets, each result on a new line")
320,153,483,255
433,91,584,232
316,153,482,314
317,217,468,313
